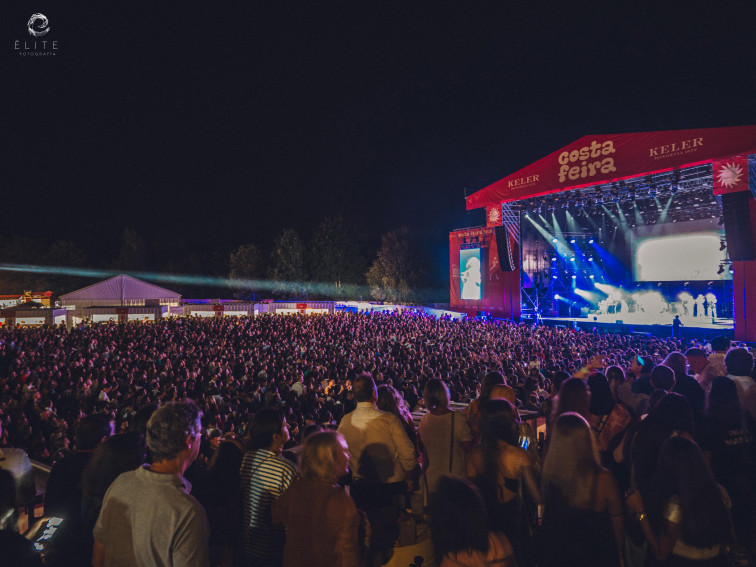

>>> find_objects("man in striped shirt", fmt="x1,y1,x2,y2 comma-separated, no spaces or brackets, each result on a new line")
240,407,298,567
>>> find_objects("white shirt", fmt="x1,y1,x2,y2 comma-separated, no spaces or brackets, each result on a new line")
338,402,417,483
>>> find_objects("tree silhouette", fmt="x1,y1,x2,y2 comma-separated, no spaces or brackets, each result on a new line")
366,227,428,303
308,216,365,298
228,243,265,300
268,229,308,298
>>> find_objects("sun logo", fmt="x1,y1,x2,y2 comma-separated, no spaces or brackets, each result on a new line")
487,206,502,225
716,162,744,188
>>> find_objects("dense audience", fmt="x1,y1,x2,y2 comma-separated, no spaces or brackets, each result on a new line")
0,312,753,566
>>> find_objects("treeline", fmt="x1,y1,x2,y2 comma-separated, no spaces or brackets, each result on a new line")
0,218,444,304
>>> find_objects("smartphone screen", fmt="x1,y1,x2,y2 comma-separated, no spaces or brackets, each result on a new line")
33,517,63,553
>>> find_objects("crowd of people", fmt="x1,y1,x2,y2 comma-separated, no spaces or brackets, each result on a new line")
0,312,753,566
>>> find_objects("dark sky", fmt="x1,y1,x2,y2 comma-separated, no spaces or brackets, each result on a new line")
3,3,756,284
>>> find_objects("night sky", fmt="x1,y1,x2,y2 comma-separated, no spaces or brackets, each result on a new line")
3,3,756,290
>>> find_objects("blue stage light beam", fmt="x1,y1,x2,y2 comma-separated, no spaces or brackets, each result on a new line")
633,202,644,226
658,195,674,223
566,210,579,233
616,205,629,228
574,288,602,303
588,238,629,283
551,212,566,242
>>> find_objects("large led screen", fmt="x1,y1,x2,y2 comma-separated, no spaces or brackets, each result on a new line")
632,219,730,282
460,248,483,300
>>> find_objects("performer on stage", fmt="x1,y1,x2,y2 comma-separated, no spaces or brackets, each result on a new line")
672,315,683,337
598,299,609,316
705,292,717,320
678,292,692,317
694,294,705,318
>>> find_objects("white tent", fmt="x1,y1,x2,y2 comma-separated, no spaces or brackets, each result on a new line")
60,274,182,308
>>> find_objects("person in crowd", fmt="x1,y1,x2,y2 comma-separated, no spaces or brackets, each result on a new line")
605,365,627,399
240,407,298,567
92,400,209,567
600,365,638,492
466,399,540,566
430,475,517,567
0,469,43,567
619,363,674,423
725,347,756,431
540,370,571,439
629,393,696,499
193,438,244,567
626,436,733,566
664,352,705,416
587,372,631,459
376,384,417,449
337,373,417,567
272,431,361,567
44,414,113,567
0,420,35,522
80,432,145,561
697,376,756,555
541,413,624,567
418,378,473,497
551,378,591,426
465,371,516,444
630,355,655,395
376,382,424,514
706,336,732,386
685,345,725,398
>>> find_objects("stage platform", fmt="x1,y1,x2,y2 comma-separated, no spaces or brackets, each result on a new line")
530,313,734,339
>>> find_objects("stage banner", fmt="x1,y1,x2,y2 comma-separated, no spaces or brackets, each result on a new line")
713,156,749,195
467,125,756,209
486,204,502,227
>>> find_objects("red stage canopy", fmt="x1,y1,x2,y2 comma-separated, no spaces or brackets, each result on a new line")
467,125,756,210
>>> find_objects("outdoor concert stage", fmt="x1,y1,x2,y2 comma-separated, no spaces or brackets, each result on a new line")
450,126,756,341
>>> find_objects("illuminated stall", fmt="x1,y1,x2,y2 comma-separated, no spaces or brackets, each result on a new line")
0,303,68,327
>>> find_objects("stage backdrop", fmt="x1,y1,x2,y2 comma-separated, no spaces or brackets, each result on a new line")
467,125,756,210
450,227,521,320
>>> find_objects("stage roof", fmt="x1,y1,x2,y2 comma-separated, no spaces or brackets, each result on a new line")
467,125,756,210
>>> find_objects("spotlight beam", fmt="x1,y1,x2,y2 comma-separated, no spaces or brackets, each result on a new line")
0,263,380,298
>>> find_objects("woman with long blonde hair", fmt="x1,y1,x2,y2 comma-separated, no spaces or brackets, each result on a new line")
541,412,624,567
272,431,361,567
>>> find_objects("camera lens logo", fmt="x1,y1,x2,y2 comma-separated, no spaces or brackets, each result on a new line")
27,13,50,38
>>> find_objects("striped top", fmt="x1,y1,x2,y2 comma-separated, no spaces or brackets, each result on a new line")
240,449,298,561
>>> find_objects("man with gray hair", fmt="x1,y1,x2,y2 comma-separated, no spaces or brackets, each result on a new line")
93,401,209,567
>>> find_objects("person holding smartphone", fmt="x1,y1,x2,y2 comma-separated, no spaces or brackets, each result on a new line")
0,469,43,567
